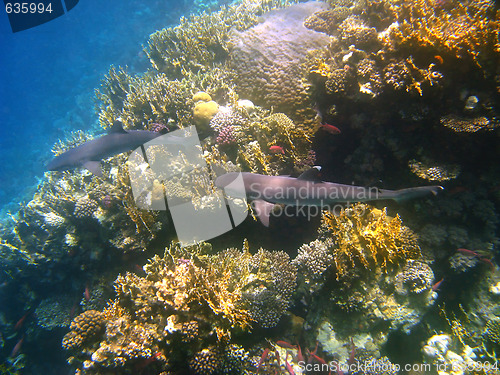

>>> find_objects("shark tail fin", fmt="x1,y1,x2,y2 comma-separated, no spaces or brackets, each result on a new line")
391,186,444,202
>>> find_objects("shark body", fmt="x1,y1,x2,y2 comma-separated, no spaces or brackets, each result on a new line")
47,121,163,176
215,170,443,226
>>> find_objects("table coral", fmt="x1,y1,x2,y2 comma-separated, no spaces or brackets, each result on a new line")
320,204,421,278
409,158,461,182
440,114,497,133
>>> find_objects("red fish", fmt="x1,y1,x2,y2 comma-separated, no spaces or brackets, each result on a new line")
269,145,285,154
10,335,24,358
14,311,30,331
432,277,444,291
309,352,327,365
457,248,480,258
276,340,297,349
297,343,304,363
320,123,341,135
69,301,79,320
134,351,162,372
348,338,356,365
284,354,296,375
84,285,90,301
257,348,270,372
479,257,495,270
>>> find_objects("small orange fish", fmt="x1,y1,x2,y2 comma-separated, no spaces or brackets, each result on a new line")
84,285,90,301
269,145,285,154
434,55,444,64
432,277,444,291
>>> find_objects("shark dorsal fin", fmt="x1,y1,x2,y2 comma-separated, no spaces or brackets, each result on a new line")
297,166,323,182
108,120,128,134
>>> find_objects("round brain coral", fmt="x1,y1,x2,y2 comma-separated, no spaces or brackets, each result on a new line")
193,100,220,130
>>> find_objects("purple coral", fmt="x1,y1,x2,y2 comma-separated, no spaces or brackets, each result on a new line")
215,125,237,146
150,122,167,133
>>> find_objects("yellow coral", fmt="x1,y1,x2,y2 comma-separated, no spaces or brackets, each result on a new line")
192,91,212,102
321,204,420,278
193,100,219,128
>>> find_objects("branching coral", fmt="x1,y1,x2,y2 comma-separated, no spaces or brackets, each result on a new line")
320,204,421,278
395,260,434,294
379,0,500,70
95,66,235,130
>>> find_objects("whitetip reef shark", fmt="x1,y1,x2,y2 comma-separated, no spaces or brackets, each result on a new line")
47,120,164,177
215,168,443,226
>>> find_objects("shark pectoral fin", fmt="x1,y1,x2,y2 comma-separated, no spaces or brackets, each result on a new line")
252,199,275,227
83,161,103,177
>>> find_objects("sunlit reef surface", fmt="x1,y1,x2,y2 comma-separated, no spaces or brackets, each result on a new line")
1,0,499,373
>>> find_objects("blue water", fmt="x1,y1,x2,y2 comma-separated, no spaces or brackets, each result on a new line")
0,0,191,215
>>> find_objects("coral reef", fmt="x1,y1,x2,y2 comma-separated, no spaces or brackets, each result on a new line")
62,242,295,373
145,0,297,78
2,0,500,373
320,204,421,278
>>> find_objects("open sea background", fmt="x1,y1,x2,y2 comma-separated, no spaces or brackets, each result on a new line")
0,0,201,217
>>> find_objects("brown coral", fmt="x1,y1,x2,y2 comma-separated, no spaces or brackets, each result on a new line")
339,16,379,48
73,196,99,219
62,310,105,350
440,114,497,133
